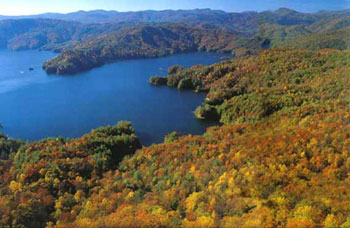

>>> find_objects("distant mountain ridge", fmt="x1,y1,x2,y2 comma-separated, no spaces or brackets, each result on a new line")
1,8,350,74
2,8,350,37
0,9,234,24
1,8,350,24
0,9,260,37
0,18,145,51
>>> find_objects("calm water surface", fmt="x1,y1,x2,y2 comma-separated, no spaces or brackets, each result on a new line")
0,50,229,145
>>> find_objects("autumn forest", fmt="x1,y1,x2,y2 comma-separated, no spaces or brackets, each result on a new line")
1,5,350,228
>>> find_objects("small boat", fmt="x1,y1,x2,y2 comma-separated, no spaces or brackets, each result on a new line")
29,68,34,71
20,71,24,74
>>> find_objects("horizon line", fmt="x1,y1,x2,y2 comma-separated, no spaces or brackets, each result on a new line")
1,7,349,17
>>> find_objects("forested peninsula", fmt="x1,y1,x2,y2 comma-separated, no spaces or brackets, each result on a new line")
2,7,350,227
2,49,350,227
1,8,350,75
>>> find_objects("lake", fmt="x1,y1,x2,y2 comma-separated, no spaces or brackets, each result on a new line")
0,50,229,145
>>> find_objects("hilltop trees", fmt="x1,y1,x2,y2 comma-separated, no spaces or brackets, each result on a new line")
2,49,350,227
43,24,239,74
151,49,350,124
0,122,140,228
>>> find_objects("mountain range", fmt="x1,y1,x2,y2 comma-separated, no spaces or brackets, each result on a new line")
1,7,350,74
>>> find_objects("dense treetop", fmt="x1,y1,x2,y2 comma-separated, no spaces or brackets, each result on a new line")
2,49,350,227
0,122,140,228
2,7,350,228
59,49,350,227
151,49,350,123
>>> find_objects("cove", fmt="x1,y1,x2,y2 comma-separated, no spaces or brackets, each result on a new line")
0,50,229,145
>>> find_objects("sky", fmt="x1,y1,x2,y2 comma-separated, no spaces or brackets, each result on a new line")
0,0,349,15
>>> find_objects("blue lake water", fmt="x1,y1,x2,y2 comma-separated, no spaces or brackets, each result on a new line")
0,50,228,145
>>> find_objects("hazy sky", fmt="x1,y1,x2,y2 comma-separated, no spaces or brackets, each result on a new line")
0,0,350,15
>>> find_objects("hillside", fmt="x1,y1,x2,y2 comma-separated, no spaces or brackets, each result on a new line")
1,8,350,50
2,8,350,75
0,9,285,35
39,9,350,75
151,48,350,123
0,19,143,51
0,122,141,228
258,16,350,49
0,9,247,25
42,24,247,74
1,8,349,31
1,49,350,227
55,49,350,227
2,8,350,32
281,27,350,50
